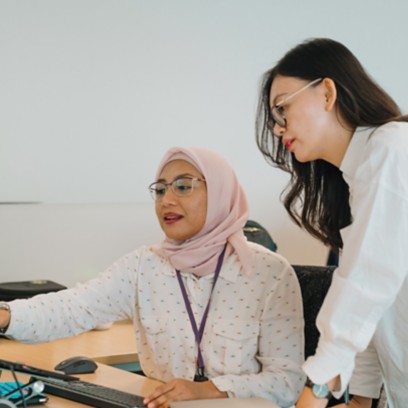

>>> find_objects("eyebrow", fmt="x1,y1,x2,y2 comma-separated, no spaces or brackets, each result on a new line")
271,92,288,106
156,173,196,183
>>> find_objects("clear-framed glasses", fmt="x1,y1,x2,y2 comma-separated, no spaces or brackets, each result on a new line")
267,78,322,132
148,176,206,201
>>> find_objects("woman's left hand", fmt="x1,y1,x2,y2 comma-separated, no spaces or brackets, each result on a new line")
143,379,228,408
295,386,330,408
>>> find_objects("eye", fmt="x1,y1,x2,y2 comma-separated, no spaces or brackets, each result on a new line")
173,178,193,194
154,184,166,196
275,104,285,114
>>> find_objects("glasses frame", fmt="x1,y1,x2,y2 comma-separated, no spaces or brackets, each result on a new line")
268,78,323,131
148,176,206,201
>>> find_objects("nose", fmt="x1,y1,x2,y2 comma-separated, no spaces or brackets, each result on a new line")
273,122,285,137
160,186,177,205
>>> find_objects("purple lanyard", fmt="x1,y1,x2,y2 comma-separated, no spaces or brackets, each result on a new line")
176,245,227,382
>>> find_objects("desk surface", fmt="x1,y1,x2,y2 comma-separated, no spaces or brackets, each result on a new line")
0,320,139,368
0,321,280,408
0,320,162,407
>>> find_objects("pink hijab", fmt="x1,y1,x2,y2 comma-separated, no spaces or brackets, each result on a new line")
151,147,252,277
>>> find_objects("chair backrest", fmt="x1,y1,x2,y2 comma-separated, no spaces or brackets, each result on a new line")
243,220,277,252
0,280,66,302
292,265,335,359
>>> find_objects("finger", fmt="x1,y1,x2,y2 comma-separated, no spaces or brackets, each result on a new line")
144,383,175,405
145,393,171,408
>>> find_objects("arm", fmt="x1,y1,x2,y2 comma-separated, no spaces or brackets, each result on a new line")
297,342,383,407
303,135,408,393
5,249,142,343
144,379,227,408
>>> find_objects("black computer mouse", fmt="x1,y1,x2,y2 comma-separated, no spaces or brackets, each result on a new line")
54,355,98,375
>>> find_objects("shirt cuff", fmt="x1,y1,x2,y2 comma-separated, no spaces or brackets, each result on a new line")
211,377,236,398
302,341,355,397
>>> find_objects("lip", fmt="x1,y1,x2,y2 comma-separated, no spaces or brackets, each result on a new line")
282,138,295,152
163,212,183,225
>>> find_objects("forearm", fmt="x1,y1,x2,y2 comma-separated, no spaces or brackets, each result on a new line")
211,367,304,407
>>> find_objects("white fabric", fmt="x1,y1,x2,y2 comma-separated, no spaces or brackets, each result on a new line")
7,243,305,408
303,122,408,407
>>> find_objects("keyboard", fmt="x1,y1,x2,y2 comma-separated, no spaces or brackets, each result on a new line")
31,376,146,408
0,358,78,382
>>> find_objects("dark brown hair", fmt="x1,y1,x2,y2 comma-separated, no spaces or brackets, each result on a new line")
256,38,408,252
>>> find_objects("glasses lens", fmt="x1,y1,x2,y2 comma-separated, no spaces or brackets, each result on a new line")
271,106,286,128
149,182,166,200
172,177,194,196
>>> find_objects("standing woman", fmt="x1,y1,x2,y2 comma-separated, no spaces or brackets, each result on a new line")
255,38,408,407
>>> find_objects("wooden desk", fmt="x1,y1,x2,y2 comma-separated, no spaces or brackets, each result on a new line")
0,320,162,407
0,320,139,369
0,321,280,408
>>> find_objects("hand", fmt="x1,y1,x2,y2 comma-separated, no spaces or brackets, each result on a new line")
143,379,227,408
295,386,329,408
0,308,11,330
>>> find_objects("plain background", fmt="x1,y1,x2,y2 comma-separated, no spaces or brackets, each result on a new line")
1,0,408,286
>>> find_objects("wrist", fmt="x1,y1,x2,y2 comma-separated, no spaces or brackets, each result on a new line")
305,378,332,400
207,381,228,399
298,386,330,408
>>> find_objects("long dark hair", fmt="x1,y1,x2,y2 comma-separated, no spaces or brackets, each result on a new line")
256,38,408,252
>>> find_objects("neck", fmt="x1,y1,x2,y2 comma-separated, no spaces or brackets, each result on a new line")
324,126,354,168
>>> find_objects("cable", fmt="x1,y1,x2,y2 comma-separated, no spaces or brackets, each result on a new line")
0,399,17,408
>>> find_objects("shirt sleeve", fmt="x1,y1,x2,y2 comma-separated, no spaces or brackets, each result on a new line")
349,341,383,399
212,263,305,408
303,135,408,395
6,251,139,343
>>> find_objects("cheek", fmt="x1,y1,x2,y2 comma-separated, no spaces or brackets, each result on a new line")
192,195,207,229
291,104,326,139
155,203,163,225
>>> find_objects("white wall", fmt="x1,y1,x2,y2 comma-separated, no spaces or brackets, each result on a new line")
1,0,408,286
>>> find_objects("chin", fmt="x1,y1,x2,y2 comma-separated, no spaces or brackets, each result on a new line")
293,151,314,163
164,230,193,242
293,154,308,163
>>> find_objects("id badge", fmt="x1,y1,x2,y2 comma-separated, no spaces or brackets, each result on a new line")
193,368,208,382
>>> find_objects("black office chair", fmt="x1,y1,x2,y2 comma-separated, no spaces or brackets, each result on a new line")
0,280,66,301
243,220,277,252
293,265,382,408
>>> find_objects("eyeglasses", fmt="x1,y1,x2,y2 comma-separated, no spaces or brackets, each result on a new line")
148,176,206,201
267,78,322,132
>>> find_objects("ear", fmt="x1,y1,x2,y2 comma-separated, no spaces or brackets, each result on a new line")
322,77,337,111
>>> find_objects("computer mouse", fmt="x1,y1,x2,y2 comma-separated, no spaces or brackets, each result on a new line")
54,355,98,375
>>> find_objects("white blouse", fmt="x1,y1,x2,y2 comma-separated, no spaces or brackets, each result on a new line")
7,242,305,408
303,122,408,407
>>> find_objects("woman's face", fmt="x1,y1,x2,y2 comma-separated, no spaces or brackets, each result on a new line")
269,75,334,163
155,159,207,241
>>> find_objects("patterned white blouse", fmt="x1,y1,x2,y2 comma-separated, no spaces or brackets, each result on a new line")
7,241,305,407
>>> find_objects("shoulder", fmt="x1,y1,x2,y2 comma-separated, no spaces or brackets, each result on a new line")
368,121,408,154
246,241,296,279
351,122,408,183
107,245,169,272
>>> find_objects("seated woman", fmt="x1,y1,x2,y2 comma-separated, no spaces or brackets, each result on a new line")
0,147,305,408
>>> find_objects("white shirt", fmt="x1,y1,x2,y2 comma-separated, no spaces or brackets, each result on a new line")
303,122,408,407
7,242,305,408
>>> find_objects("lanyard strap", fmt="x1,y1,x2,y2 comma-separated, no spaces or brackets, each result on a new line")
176,245,227,373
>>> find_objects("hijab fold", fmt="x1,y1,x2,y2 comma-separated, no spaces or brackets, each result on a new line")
150,147,252,277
